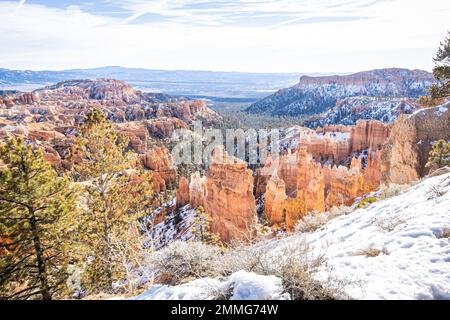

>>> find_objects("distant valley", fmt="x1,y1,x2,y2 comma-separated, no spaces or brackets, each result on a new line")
0,66,305,102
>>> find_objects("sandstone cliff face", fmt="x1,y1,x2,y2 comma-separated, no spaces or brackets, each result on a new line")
188,150,257,242
141,147,176,191
264,147,326,231
189,171,207,209
147,117,189,139
324,159,364,209
350,120,391,153
114,122,149,154
156,100,220,124
363,148,382,192
264,170,287,227
280,121,389,164
176,177,190,209
381,103,450,184
205,157,257,243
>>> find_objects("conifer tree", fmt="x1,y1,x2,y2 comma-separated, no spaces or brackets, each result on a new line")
191,206,221,246
0,138,77,300
72,108,153,294
418,32,450,107
430,32,450,99
426,139,450,170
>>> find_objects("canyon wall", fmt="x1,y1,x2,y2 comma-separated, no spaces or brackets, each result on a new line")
350,120,391,153
381,102,450,185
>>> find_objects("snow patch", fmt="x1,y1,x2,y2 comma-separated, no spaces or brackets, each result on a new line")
133,271,290,300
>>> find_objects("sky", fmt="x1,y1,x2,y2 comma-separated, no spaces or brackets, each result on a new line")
0,0,449,73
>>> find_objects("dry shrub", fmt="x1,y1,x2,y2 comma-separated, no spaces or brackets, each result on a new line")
376,216,407,232
355,246,389,258
428,184,447,199
150,239,352,300
217,240,349,300
294,206,352,234
149,241,222,285
437,228,450,239
379,184,408,199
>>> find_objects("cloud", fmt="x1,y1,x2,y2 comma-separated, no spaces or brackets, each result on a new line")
108,0,380,27
0,0,448,72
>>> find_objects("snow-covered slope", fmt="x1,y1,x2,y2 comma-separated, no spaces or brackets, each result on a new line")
246,68,433,125
306,96,418,127
276,171,450,299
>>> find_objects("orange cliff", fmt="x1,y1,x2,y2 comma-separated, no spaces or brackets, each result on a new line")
349,120,390,153
188,149,258,242
176,176,190,209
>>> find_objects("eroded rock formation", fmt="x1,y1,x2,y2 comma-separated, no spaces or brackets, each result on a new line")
141,147,176,191
350,120,391,153
189,149,257,242
264,145,382,231
381,102,450,184
176,177,190,209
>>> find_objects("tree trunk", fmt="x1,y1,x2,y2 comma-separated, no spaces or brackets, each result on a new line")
30,210,52,300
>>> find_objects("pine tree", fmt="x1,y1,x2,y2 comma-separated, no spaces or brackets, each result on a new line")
430,32,450,100
72,108,153,294
191,206,221,246
419,32,450,107
426,139,450,170
0,138,77,300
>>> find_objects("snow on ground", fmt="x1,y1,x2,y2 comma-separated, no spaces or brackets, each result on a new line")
134,271,289,300
147,204,196,250
275,172,450,300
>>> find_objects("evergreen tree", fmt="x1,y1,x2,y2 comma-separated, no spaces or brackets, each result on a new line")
419,32,450,106
0,138,77,300
430,32,450,99
426,139,450,170
72,108,153,294
191,206,221,246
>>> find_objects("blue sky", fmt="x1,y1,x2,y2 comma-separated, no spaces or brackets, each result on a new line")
0,0,449,72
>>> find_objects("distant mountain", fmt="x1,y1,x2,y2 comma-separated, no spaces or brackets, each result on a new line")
0,66,302,101
246,68,435,125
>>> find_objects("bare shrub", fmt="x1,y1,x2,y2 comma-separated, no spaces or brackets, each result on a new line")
437,228,450,239
106,224,156,295
427,177,450,200
217,240,349,300
376,216,407,232
294,206,352,234
355,246,389,257
149,241,222,285
379,184,407,199
428,184,447,199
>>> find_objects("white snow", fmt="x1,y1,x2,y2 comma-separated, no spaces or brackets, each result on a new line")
436,105,448,116
134,278,222,300
220,271,289,300
133,271,289,300
275,172,450,300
